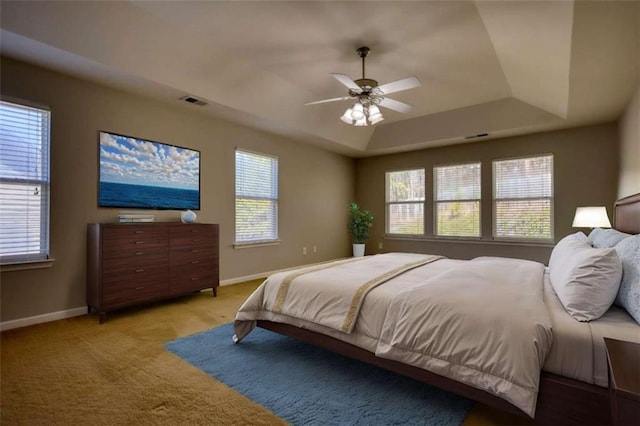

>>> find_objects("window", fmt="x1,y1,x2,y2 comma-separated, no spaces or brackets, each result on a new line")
493,155,553,240
0,100,51,264
235,149,278,245
434,163,481,237
385,169,425,235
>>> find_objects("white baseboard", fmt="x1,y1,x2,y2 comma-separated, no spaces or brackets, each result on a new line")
0,306,87,332
220,272,269,286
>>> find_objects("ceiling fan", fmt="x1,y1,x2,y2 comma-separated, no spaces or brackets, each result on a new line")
305,46,421,126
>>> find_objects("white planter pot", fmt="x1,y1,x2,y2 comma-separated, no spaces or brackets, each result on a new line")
352,244,365,257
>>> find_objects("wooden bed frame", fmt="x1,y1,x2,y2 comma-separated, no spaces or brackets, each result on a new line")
256,193,640,425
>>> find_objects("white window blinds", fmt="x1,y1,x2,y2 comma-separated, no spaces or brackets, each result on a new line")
0,100,51,264
385,169,425,235
493,155,553,240
235,149,278,244
434,163,481,237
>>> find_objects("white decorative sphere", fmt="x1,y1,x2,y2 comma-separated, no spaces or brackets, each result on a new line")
181,210,197,223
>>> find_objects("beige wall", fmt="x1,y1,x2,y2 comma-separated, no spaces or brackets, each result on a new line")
355,124,619,264
0,57,355,322
618,85,640,199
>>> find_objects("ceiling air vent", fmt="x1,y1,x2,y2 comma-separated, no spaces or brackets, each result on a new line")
464,133,489,140
180,95,207,106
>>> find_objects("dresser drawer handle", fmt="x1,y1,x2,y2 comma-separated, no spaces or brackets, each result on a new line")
192,239,200,242
191,260,199,264
135,241,144,244
191,277,198,281
135,286,144,290
135,230,144,234
191,249,200,253
135,252,144,256
135,269,144,273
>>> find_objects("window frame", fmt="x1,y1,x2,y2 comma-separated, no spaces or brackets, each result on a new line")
234,148,279,247
433,161,482,239
385,168,426,236
492,154,554,242
0,98,51,266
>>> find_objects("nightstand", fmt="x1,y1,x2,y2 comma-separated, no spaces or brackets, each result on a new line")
605,338,640,426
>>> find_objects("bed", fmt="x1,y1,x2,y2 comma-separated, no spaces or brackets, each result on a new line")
234,193,640,425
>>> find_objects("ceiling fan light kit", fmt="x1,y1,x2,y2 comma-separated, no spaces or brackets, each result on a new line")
305,46,421,127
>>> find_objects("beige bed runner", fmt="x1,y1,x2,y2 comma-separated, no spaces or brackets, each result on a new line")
266,253,443,333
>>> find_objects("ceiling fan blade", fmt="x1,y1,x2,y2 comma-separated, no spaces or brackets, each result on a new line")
378,97,414,114
331,73,361,92
304,96,354,106
377,76,421,95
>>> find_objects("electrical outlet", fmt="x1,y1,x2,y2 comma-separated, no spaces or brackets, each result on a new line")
303,247,307,255
313,246,317,253
378,242,383,250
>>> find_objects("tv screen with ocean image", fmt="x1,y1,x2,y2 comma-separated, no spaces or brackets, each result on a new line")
98,131,200,210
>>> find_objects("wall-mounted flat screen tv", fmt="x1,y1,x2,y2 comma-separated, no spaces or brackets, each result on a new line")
98,131,200,210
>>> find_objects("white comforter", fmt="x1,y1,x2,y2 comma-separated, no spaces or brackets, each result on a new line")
234,253,552,417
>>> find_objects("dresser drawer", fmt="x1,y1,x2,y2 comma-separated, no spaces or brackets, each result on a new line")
170,235,216,248
169,224,216,238
169,246,217,267
170,261,217,278
170,225,217,248
103,225,168,240
103,279,169,307
102,236,167,257
103,248,168,272
103,265,168,287
169,273,217,295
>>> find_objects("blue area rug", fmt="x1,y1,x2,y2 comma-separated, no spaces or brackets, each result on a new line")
165,323,473,426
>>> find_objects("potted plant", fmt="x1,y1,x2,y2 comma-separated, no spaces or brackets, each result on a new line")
348,202,373,257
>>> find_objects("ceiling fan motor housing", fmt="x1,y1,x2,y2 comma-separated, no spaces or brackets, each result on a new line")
355,78,378,89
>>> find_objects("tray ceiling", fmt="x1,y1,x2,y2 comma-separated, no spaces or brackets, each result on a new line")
1,1,638,157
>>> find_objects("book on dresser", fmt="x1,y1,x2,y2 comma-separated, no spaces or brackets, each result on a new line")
86,222,219,323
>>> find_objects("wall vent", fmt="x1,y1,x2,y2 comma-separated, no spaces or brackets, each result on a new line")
180,95,207,106
464,133,489,140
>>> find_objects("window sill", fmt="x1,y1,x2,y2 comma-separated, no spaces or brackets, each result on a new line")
0,258,56,272
234,240,281,249
384,235,554,248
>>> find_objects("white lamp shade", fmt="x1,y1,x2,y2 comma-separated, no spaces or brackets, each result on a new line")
369,111,384,124
351,103,365,120
368,105,381,115
340,108,354,124
572,206,611,228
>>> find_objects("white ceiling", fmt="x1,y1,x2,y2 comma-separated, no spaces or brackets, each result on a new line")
1,1,638,157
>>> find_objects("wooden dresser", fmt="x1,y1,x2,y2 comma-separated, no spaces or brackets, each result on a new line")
87,222,219,323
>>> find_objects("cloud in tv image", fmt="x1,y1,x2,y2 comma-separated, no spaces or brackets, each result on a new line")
99,131,200,210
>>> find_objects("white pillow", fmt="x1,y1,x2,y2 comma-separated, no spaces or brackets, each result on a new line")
549,234,622,321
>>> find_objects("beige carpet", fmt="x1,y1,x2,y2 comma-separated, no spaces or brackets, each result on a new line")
1,280,529,425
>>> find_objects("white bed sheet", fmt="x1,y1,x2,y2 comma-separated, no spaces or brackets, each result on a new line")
542,270,640,387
